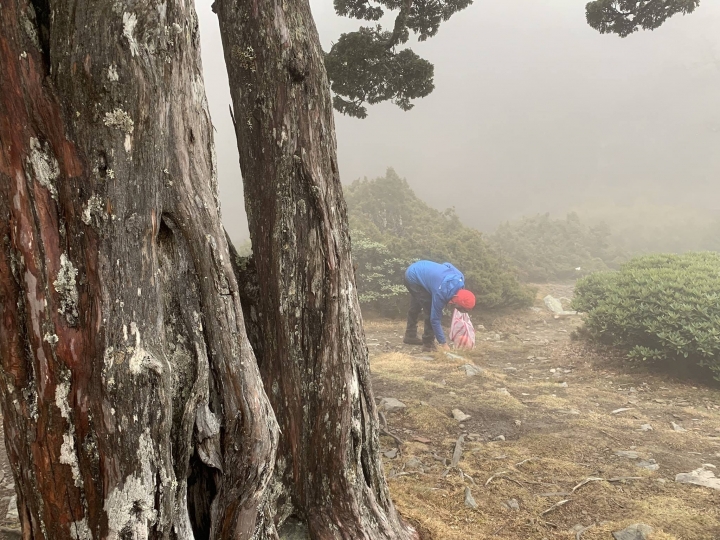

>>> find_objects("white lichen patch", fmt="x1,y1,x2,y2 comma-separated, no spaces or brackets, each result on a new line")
127,324,162,375
60,431,82,487
128,323,144,374
53,253,79,324
56,380,83,488
107,64,119,82
103,109,134,134
156,1,167,21
232,45,256,72
26,137,60,200
20,6,40,49
104,475,155,538
43,332,59,344
70,518,93,540
55,380,71,419
191,74,209,109
104,429,158,539
210,140,220,213
81,194,105,225
122,12,139,57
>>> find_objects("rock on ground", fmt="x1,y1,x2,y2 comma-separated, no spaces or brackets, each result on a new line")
459,364,483,376
5,496,17,521
464,487,478,509
612,523,653,540
675,467,720,490
543,295,577,317
383,448,398,459
637,459,659,471
671,421,687,432
405,457,423,470
452,409,471,422
616,450,641,459
379,397,407,413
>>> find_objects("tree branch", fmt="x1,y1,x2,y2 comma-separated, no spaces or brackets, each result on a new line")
388,0,413,48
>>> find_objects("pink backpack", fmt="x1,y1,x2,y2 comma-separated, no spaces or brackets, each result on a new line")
450,309,475,349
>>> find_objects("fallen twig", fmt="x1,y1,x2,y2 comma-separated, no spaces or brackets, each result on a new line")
485,471,510,486
529,518,559,529
540,499,571,516
607,476,643,483
571,477,603,494
459,469,476,485
515,457,537,468
599,429,621,442
389,470,428,479
576,523,595,540
432,453,448,465
484,470,524,487
499,476,524,487
380,428,404,448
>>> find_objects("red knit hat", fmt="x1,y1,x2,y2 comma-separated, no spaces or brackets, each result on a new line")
450,289,475,311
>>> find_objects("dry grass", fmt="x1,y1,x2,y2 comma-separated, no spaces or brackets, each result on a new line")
369,308,720,539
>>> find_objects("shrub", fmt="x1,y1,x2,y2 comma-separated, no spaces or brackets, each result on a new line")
573,252,720,378
352,231,412,316
490,212,625,282
346,169,534,312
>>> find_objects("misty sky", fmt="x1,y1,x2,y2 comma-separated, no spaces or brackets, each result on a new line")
196,0,720,243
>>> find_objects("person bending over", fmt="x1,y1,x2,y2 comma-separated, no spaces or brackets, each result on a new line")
403,260,476,351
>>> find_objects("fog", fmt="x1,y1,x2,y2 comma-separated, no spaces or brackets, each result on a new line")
196,0,720,244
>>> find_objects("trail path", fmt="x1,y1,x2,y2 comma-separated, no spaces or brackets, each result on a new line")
368,286,720,539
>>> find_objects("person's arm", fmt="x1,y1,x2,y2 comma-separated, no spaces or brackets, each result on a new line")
430,296,448,345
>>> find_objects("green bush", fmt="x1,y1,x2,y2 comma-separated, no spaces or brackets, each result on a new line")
490,213,626,282
573,252,720,378
346,169,534,312
352,231,412,316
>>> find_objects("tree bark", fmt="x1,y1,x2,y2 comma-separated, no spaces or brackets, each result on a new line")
0,1,277,538
215,2,417,538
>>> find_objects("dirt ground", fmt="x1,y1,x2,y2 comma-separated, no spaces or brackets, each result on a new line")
0,285,718,539
369,284,720,539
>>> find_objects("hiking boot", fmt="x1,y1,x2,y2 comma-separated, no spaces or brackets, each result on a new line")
422,343,437,352
403,335,424,346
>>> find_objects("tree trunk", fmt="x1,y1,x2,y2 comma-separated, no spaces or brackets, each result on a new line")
215,2,417,538
0,1,277,538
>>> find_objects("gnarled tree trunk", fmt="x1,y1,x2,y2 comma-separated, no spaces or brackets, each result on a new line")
215,1,417,538
0,0,277,538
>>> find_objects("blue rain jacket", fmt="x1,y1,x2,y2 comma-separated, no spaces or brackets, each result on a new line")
405,260,465,344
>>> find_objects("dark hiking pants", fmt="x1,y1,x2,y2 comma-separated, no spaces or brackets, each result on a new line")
404,277,434,346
